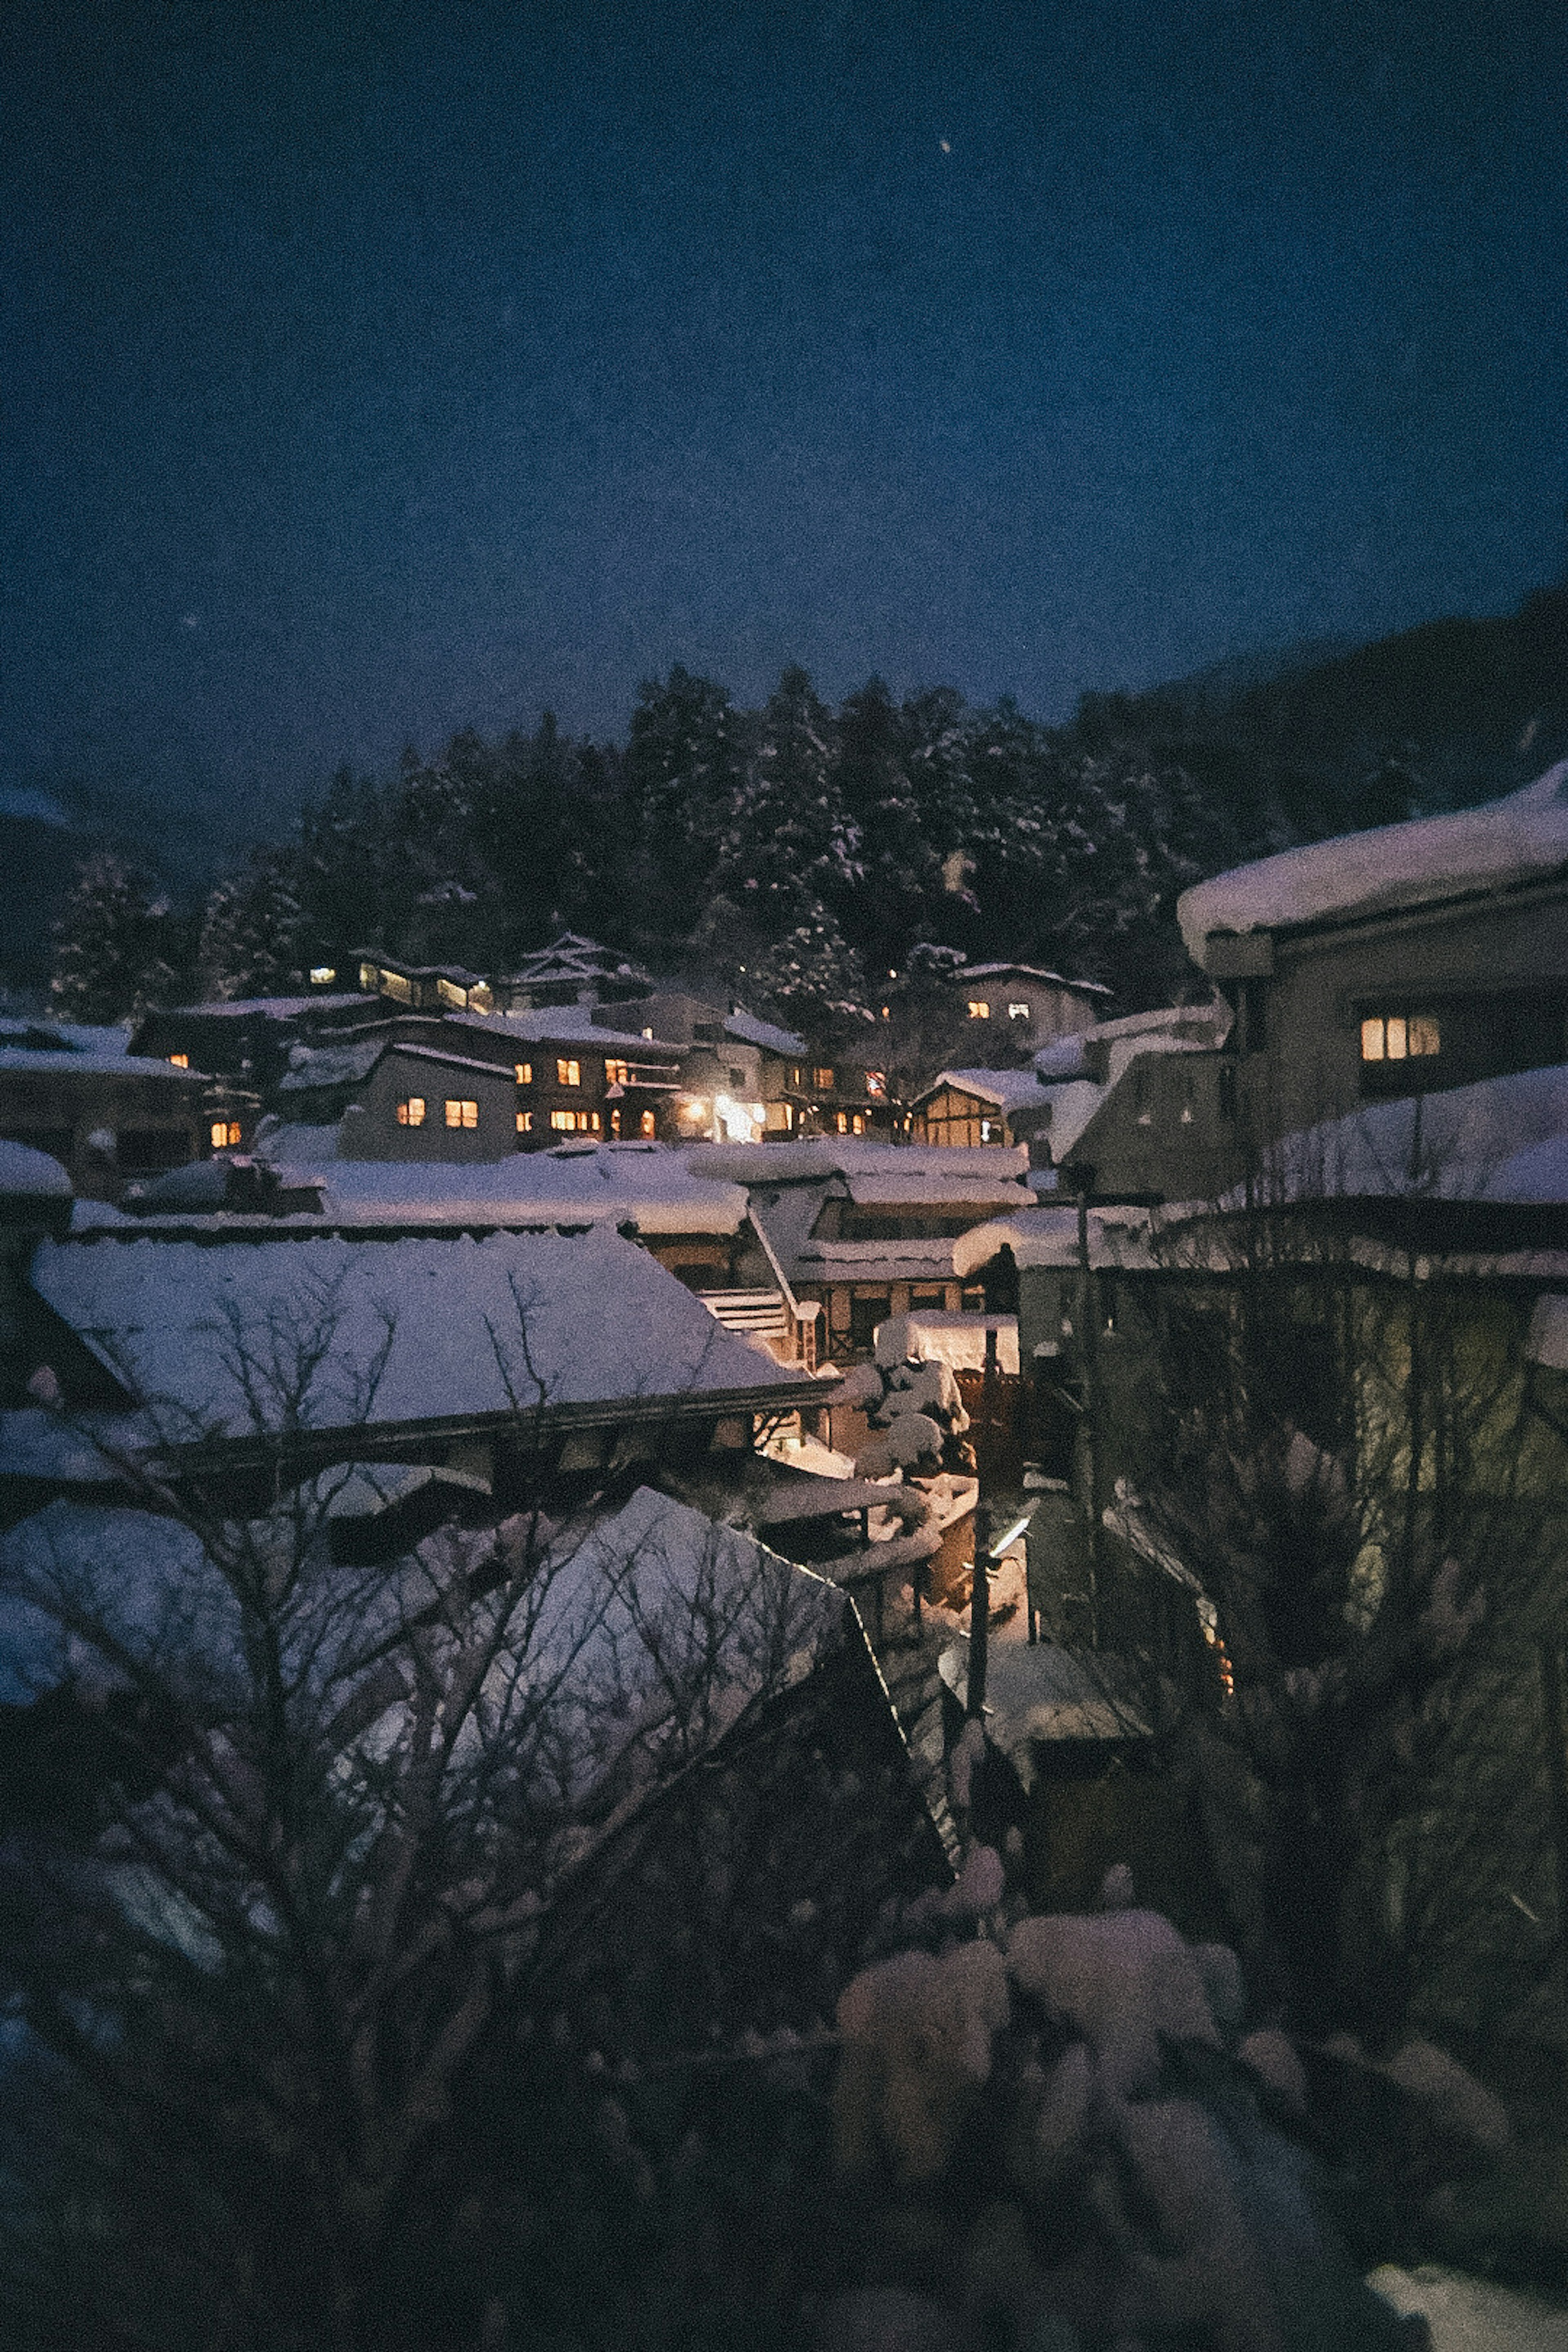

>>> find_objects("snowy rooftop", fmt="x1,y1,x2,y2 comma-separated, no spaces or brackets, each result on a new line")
452,1006,683,1054
258,1143,749,1234
0,1137,73,1198
0,1022,191,1078
29,1229,807,1437
952,1202,1167,1279
842,1168,1032,1209
957,962,1111,994
156,994,373,1021
278,1038,385,1091
927,1066,1054,1116
0,1487,846,1826
723,1006,806,1055
1245,1062,1568,1207
503,931,651,987
689,1138,1029,1185
1178,759,1568,958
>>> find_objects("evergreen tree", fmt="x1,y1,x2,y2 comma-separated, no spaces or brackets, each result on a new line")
717,666,859,937
196,850,308,1002
624,666,742,940
746,902,875,1036
835,679,948,978
49,853,184,1024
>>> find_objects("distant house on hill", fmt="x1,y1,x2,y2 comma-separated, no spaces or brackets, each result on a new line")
0,1021,249,1201
129,993,377,1092
949,963,1111,1054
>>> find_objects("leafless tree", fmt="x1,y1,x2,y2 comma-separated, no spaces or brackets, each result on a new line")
0,1277,844,2352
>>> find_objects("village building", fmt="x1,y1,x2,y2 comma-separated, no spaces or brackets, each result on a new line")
692,1137,1035,1361
949,961,1111,1053
11,1225,829,1515
496,930,654,1010
129,991,378,1092
0,1019,252,1200
1176,756,1568,1147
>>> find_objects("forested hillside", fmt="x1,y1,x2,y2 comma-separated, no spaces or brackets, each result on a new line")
35,579,1568,1031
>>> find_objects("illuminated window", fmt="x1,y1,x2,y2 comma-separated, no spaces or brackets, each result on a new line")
967,999,991,1019
789,1065,803,1089
209,1119,242,1149
515,1061,532,1085
609,1107,621,1137
557,1057,581,1087
851,1112,865,1135
813,1066,835,1091
466,981,494,1015
604,1058,629,1085
551,1108,591,1132
865,1069,887,1100
310,965,336,986
381,969,413,1004
1007,1001,1030,1020
835,1109,849,1133
1361,1012,1441,1064
516,1110,533,1133
640,1109,657,1137
444,1098,479,1129
436,977,468,1009
396,1097,426,1127
168,1052,189,1069
360,962,377,991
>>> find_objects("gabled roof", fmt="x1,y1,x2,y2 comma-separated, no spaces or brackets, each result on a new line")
922,1066,1053,1116
957,962,1111,994
29,1229,809,1439
723,1006,806,1055
256,1143,749,1235
504,933,651,987
1178,759,1568,958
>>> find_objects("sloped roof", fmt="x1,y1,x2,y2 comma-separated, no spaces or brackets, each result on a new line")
272,1143,749,1234
453,1006,682,1054
957,963,1111,994
723,1006,806,1055
924,1066,1053,1116
1247,1061,1568,1207
1178,759,1568,957
689,1138,1029,1184
29,1229,806,1437
279,1039,385,1091
842,1168,1032,1209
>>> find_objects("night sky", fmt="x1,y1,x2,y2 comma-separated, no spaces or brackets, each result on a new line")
4,0,1567,841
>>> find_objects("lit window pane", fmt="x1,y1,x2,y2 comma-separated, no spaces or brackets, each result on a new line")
1386,1016,1408,1060
1361,1019,1385,1062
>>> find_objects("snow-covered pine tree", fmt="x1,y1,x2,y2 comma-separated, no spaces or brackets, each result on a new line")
197,849,307,1002
49,853,183,1024
625,666,742,940
747,901,875,1035
717,666,860,937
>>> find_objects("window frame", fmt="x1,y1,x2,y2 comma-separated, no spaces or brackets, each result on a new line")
443,1098,479,1130
395,1097,426,1128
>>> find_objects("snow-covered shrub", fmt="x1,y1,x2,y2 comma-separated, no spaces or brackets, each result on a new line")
833,1940,1009,2184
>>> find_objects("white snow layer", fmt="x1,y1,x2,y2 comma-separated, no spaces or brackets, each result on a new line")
1178,759,1568,958
28,1229,804,1436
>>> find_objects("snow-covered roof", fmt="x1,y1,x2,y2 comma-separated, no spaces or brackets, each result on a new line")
689,1138,1029,1185
723,1006,806,1055
253,1143,749,1235
925,1067,1053,1116
1246,1062,1568,1208
504,932,650,987
1178,759,1568,959
0,1489,846,1832
957,963,1111,995
158,994,372,1020
1031,1080,1106,1163
29,1229,807,1437
278,1039,385,1091
0,1137,73,1198
799,1240,969,1277
453,1006,682,1054
952,1203,1166,1279
0,1022,194,1078
842,1168,1033,1209
253,1120,342,1162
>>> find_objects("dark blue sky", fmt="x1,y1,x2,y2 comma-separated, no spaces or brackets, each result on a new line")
4,0,1566,846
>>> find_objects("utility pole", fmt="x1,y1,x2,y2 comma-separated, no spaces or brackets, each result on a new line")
1076,1184,1102,1648
966,1323,997,1719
